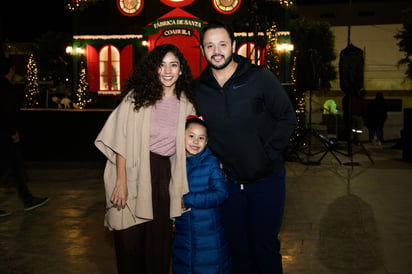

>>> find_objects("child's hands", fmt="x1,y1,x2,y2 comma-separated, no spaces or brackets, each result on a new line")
181,198,191,213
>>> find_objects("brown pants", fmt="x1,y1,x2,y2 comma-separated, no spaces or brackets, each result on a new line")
113,152,173,274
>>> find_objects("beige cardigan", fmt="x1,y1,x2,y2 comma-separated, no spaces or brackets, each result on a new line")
95,93,196,231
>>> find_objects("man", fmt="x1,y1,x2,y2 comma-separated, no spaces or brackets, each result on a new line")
0,57,49,217
194,21,297,273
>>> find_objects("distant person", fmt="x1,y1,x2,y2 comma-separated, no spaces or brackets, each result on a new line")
0,57,49,217
366,92,388,145
342,89,368,144
51,57,68,96
172,115,231,274
94,44,196,274
195,21,297,273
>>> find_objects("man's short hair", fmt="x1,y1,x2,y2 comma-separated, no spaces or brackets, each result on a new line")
199,20,235,48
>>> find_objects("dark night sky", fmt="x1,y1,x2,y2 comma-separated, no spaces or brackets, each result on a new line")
1,1,72,42
0,0,392,43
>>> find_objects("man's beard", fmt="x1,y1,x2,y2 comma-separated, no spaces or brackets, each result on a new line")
208,52,233,70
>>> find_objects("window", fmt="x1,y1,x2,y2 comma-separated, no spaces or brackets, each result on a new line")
99,45,121,93
237,42,262,65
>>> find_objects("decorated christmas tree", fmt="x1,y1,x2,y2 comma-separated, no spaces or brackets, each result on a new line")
265,24,305,157
24,53,40,108
265,24,281,79
73,60,92,109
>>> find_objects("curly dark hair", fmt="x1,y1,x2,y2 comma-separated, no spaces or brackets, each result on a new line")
122,44,196,111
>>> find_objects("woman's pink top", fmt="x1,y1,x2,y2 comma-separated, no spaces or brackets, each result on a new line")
150,95,180,156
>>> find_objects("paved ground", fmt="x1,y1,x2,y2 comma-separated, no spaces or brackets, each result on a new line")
1,141,411,274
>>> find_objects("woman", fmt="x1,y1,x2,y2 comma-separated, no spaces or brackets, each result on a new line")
95,44,196,274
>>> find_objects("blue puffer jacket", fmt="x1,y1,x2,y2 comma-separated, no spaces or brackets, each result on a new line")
172,146,232,274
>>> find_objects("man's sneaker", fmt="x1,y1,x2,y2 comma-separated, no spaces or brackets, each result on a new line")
0,209,11,217
24,197,49,211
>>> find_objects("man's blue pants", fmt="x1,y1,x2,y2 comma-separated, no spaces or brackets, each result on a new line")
222,168,286,274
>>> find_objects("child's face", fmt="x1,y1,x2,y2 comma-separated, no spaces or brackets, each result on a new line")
185,123,207,156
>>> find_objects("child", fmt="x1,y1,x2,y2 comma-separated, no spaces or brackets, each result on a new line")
172,115,232,274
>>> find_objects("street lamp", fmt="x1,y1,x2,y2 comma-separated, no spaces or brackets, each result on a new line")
65,45,85,96
276,43,294,52
275,31,294,83
66,46,85,55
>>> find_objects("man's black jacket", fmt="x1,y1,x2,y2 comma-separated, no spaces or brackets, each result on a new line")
195,54,297,182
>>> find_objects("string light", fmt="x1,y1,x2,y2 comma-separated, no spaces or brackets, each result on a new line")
66,0,100,12
279,0,294,8
289,55,306,146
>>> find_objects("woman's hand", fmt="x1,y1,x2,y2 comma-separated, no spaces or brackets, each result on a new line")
111,154,128,209
111,179,128,209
